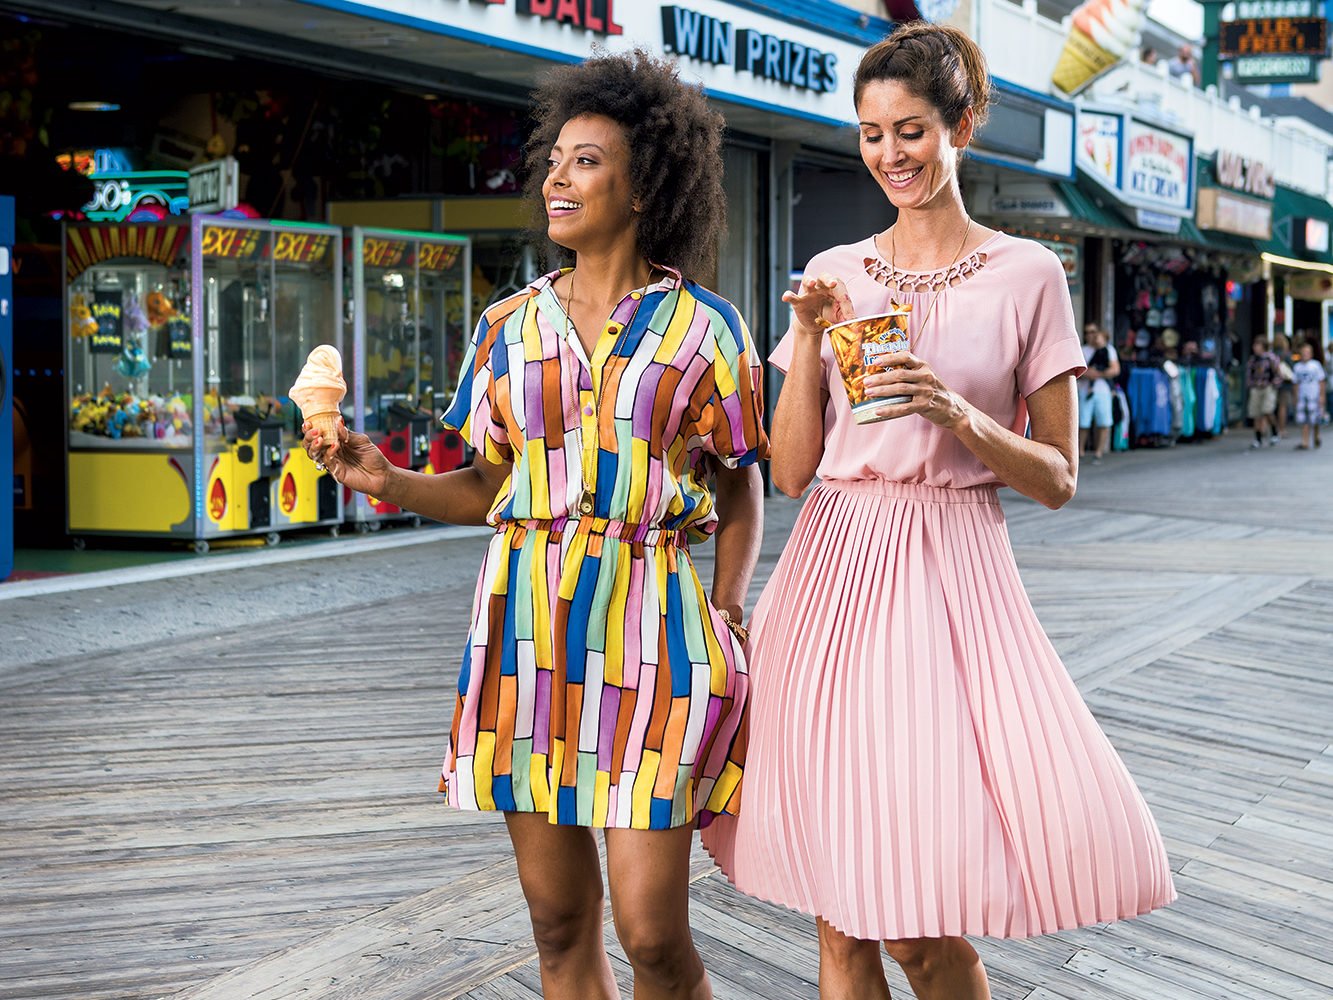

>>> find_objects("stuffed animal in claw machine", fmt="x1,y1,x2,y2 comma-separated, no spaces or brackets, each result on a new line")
145,289,176,327
113,292,152,378
70,293,98,339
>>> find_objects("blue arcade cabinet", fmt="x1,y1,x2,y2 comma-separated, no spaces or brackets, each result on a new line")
1,196,13,580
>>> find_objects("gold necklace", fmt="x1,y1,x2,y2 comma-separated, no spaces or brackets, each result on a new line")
562,266,654,517
890,218,972,340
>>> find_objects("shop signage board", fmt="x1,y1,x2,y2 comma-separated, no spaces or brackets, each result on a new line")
1216,0,1328,82
987,183,1070,217
1077,111,1123,188
1125,120,1192,215
1197,187,1273,238
338,0,877,126
1300,217,1330,253
1218,15,1327,56
1215,149,1276,199
188,157,239,214
1077,109,1194,221
1233,53,1321,81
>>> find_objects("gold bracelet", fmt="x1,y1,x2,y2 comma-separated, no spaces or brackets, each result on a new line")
716,608,750,645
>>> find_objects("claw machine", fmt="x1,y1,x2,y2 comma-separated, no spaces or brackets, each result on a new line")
64,217,343,551
346,227,471,529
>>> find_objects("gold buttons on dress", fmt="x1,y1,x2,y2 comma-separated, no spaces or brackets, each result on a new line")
607,323,621,335
630,291,642,300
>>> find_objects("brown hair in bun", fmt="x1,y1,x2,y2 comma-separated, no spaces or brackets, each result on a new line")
853,22,993,134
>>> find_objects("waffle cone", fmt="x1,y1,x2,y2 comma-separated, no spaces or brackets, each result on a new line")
308,411,342,447
1051,28,1118,94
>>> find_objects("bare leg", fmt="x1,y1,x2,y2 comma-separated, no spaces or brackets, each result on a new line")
883,937,991,1000
1301,423,1312,448
506,812,618,1000
604,825,711,1000
817,918,892,1000
1079,426,1091,456
1093,425,1111,458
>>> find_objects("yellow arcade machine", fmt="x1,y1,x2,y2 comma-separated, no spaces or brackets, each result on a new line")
64,217,342,551
345,226,471,529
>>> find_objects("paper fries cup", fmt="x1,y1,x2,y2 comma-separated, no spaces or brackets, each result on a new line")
828,309,913,424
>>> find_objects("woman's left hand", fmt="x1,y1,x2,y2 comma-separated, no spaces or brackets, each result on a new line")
863,353,970,429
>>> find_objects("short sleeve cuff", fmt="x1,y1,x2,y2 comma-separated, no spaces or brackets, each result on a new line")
1018,340,1087,397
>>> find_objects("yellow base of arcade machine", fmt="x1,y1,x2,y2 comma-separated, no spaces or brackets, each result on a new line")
205,435,338,535
68,448,194,535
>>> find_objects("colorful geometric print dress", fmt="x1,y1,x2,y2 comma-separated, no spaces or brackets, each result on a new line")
439,266,767,830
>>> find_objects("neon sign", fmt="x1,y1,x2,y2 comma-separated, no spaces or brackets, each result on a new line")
57,148,189,222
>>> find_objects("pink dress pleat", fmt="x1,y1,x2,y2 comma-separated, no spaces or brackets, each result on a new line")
702,233,1175,940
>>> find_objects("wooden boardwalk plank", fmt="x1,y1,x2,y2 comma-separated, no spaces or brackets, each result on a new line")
3,440,1333,999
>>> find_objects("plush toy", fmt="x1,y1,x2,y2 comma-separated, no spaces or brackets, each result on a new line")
70,294,98,339
124,292,149,338
70,396,111,435
164,394,192,439
114,342,151,378
145,289,175,327
108,399,137,439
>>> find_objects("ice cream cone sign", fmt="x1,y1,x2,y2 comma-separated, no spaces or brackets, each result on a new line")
1052,0,1149,96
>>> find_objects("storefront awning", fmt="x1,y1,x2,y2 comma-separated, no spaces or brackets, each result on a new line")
1178,217,1260,256
1057,178,1138,234
1255,184,1333,267
1056,172,1262,258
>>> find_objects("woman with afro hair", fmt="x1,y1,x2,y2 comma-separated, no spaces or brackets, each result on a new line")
304,50,767,999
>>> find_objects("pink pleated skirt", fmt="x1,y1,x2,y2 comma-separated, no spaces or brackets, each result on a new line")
702,479,1175,941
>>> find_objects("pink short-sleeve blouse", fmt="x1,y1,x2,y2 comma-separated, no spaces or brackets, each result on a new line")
772,231,1085,489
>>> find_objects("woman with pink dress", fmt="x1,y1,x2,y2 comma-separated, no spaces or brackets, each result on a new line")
702,22,1174,1000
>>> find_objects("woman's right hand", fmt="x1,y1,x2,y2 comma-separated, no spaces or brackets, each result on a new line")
781,272,855,336
302,419,394,499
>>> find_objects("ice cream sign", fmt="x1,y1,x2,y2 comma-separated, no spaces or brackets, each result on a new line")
1125,122,1189,213
1077,110,1193,226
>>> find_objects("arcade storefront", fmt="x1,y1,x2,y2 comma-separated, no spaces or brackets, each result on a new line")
3,0,898,545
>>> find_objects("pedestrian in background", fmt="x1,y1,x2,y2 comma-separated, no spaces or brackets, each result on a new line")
1273,331,1296,440
1140,45,1160,66
1247,336,1282,448
1168,43,1201,85
1078,322,1120,462
703,22,1174,1000
305,50,767,1000
1293,339,1326,449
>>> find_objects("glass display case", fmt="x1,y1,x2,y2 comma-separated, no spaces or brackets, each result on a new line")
346,226,471,527
65,218,343,550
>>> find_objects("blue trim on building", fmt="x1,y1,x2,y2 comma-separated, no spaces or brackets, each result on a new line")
291,0,584,63
720,0,895,45
992,76,1075,113
711,90,853,130
968,150,1075,182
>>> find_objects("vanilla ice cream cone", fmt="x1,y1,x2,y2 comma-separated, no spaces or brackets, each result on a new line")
289,345,347,451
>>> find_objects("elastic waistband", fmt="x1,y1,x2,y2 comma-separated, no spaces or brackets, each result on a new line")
501,516,689,547
818,479,1001,506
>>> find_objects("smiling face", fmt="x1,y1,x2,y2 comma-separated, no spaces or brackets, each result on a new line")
542,113,638,258
857,78,973,214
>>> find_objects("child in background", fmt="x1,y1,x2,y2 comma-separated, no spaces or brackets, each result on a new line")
1293,340,1326,450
